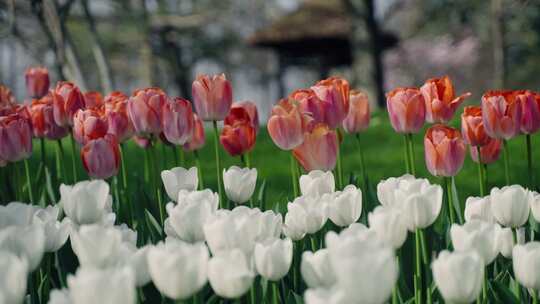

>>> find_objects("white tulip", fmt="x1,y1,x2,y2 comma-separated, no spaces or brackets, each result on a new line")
125,245,151,287
326,185,362,227
464,196,494,223
0,250,28,304
70,224,124,268
368,206,408,249
48,289,71,304
283,196,327,239
161,167,199,201
304,287,347,304
147,241,209,300
177,189,219,206
432,250,484,304
60,180,114,226
253,210,283,241
207,249,255,299
254,238,293,281
68,267,136,304
450,220,501,265
301,249,337,288
529,191,540,223
490,185,531,228
0,202,40,228
33,205,71,252
325,223,382,253
300,170,335,198
114,224,138,247
0,224,45,271
513,242,540,290
376,174,416,208
498,227,515,258
223,166,257,204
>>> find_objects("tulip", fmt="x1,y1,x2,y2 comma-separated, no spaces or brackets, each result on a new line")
420,76,471,123
368,206,408,249
0,113,33,162
490,185,531,228
342,90,370,133
183,114,206,151
207,249,255,299
223,166,257,204
127,87,167,136
161,167,199,201
192,73,233,121
299,170,335,198
267,98,305,150
464,195,495,223
326,185,362,227
424,124,466,177
498,227,517,258
59,180,114,226
0,85,15,113
72,108,109,145
232,101,259,134
0,202,40,228
530,192,540,223
311,77,350,128
48,288,71,304
450,220,501,265
301,249,337,288
25,67,50,98
0,224,45,271
162,97,195,145
220,107,256,156
254,237,293,281
53,81,86,127
283,196,328,239
147,241,209,300
70,224,124,268
481,90,522,140
469,137,502,164
29,95,69,140
132,135,152,149
125,245,152,287
461,106,490,146
81,134,121,179
513,242,540,291
32,205,71,252
304,287,347,304
386,87,426,133
84,91,103,109
293,123,338,172
432,250,484,304
517,90,540,134
0,251,28,304
68,267,136,304
104,91,134,142
293,89,326,126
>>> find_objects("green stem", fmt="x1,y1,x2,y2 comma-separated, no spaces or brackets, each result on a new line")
245,151,251,168
526,134,534,188
476,146,486,196
482,268,488,302
444,177,456,224
336,138,343,189
415,229,423,304
56,140,68,184
503,139,510,185
249,285,255,304
532,289,538,304
194,150,204,189
212,121,224,208
69,134,78,182
272,282,279,304
24,159,34,203
119,144,128,189
150,143,164,225
403,135,411,173
290,153,299,198
407,133,416,175
310,235,317,252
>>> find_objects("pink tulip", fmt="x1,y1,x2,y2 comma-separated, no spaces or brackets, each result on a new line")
81,134,120,179
0,85,16,113
424,124,466,177
25,67,50,98
516,90,540,134
84,91,104,109
420,76,471,123
72,108,108,145
104,92,134,143
342,90,370,133
53,82,86,127
183,114,206,152
461,106,490,147
311,76,350,128
386,87,426,133
469,137,502,165
481,90,522,140
162,97,194,145
0,113,33,162
220,107,256,156
293,123,338,172
292,89,326,125
267,98,305,150
127,87,167,136
192,74,232,121
29,94,69,140
231,101,259,134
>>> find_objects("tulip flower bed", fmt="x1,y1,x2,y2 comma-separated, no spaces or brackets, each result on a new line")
2,70,540,304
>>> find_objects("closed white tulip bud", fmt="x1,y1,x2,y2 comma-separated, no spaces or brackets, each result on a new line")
254,238,292,281
300,170,335,198
432,250,484,304
326,185,362,227
301,249,337,288
529,191,540,223
0,202,40,228
368,206,408,249
490,185,531,228
0,250,28,304
60,180,114,226
33,205,71,252
223,166,257,204
376,174,416,208
48,289,71,304
283,196,328,239
304,287,347,304
450,220,501,265
464,196,494,223
70,224,124,268
208,249,255,299
161,167,199,201
147,241,209,300
513,242,540,290
253,210,283,242
0,224,45,271
68,267,136,304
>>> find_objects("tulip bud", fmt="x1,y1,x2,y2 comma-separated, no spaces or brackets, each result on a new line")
207,249,255,299
25,67,50,98
326,185,362,227
53,81,86,127
84,91,104,109
299,170,335,198
220,107,256,156
481,90,522,140
161,167,199,201
450,220,501,265
311,77,350,128
461,106,490,146
0,113,33,162
161,97,195,145
469,137,502,164
183,114,206,152
192,73,233,121
368,206,408,249
293,124,338,172
421,76,471,123
464,195,495,223
127,87,167,136
267,98,305,150
254,237,293,281
68,267,136,304
104,92,134,142
300,249,337,289
342,90,370,133
81,134,120,179
490,185,531,228
513,242,540,291
0,251,28,304
517,90,540,134
59,180,114,226
29,94,69,140
73,108,109,145
424,124,466,177
232,101,259,134
223,166,257,204
386,87,425,133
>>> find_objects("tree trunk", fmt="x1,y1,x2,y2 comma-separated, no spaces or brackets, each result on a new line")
491,0,506,88
363,0,386,108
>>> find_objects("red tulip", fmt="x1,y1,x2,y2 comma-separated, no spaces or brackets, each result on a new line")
267,98,305,150
192,74,233,121
29,94,69,140
311,76,350,128
183,114,205,152
127,87,167,136
461,106,489,147
72,108,108,145
386,87,426,133
516,90,540,135
0,113,33,162
469,137,502,165
103,92,134,143
84,91,104,109
481,90,522,140
220,107,256,156
132,135,152,149
342,90,370,133
420,76,471,123
53,82,86,127
231,101,259,134
162,97,194,145
293,123,338,172
424,124,466,177
81,134,120,179
25,67,50,98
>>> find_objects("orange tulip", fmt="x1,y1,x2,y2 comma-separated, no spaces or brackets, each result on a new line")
342,90,370,133
53,81,86,127
231,101,259,134
81,134,120,179
220,107,256,156
424,124,466,177
72,108,108,145
192,74,233,121
25,67,50,98
461,106,489,147
29,94,69,140
420,76,471,123
183,114,206,152
481,90,522,140
293,123,338,172
469,138,502,165
267,98,305,150
386,87,426,133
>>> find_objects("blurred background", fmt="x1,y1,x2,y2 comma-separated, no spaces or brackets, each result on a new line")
0,0,539,120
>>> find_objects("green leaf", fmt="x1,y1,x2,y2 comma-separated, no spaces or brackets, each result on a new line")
258,179,267,210
206,295,220,304
491,281,520,304
451,177,464,223
261,278,269,300
144,209,163,242
287,290,303,304
45,166,57,204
